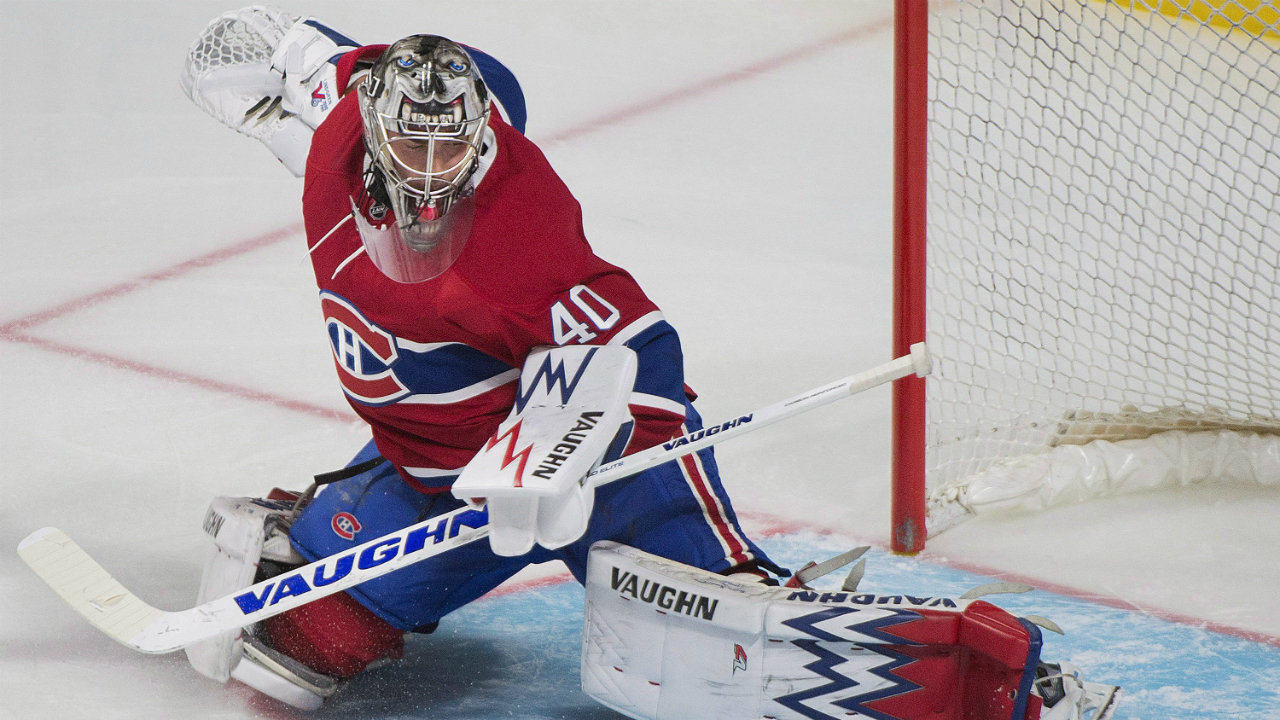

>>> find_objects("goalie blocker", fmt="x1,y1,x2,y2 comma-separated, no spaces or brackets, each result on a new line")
583,543,1110,720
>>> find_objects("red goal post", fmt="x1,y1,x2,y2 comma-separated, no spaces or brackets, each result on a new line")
891,0,1280,553
892,0,931,554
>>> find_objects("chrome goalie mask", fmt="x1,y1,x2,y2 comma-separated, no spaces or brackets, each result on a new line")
355,35,491,282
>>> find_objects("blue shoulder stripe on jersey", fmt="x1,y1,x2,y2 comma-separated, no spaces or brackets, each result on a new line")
303,19,359,51
623,321,685,406
326,322,517,407
391,343,518,397
465,47,527,135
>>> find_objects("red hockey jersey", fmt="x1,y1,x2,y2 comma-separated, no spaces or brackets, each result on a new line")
302,59,688,493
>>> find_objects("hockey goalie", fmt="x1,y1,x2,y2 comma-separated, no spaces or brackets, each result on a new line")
171,6,1119,718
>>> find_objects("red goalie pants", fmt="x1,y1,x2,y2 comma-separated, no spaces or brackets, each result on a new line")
263,591,403,679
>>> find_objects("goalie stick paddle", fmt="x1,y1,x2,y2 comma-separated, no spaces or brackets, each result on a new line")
17,343,931,654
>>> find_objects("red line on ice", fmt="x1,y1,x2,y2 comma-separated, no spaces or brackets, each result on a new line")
0,223,304,335
0,21,886,408
537,20,893,145
0,330,354,423
736,510,1280,650
483,571,576,600
474,509,1280,650
0,330,353,422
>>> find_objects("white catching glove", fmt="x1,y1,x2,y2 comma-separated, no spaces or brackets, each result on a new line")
269,17,351,132
180,6,357,176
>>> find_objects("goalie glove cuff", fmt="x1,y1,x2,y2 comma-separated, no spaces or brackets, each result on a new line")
270,17,358,131
261,115,313,177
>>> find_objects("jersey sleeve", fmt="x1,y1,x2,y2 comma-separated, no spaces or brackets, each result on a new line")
607,312,690,457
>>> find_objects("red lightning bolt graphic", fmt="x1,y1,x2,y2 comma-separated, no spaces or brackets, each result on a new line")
484,420,534,487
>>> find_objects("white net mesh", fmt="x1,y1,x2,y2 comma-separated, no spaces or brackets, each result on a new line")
926,0,1280,501
187,16,275,76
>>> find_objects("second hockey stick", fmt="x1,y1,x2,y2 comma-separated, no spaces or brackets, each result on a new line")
17,343,931,654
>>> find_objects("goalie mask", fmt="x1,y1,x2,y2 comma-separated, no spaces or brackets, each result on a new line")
354,35,491,283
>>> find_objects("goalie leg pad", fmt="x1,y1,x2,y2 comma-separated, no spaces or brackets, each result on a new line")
582,542,1044,720
185,495,300,683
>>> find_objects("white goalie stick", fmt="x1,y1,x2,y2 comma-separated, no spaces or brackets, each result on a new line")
17,343,931,655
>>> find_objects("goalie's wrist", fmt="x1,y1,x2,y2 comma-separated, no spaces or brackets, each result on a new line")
270,18,347,81
271,19,357,131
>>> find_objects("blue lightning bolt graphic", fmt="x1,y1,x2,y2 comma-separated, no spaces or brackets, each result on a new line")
773,607,925,720
514,348,598,412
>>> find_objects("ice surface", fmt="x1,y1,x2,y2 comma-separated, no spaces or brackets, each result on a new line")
1,1,1277,718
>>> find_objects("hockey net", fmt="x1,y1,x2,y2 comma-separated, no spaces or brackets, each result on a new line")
913,0,1280,536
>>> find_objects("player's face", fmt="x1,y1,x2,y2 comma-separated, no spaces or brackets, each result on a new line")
387,132,471,193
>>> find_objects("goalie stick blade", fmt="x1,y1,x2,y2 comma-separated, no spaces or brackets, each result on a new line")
17,527,169,652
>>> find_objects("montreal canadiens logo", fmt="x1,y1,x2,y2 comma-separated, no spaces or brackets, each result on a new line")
331,512,362,540
320,291,410,405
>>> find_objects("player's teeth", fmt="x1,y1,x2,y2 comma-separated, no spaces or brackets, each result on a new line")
452,106,463,122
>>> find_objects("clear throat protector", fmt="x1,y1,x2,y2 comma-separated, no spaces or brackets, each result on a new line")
350,191,476,284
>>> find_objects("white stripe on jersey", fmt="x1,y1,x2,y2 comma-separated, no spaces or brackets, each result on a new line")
396,338,467,353
675,423,753,567
629,392,686,416
402,466,464,480
332,245,367,280
397,368,520,405
310,213,353,254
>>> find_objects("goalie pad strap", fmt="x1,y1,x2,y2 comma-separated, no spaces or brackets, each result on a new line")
314,455,387,485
